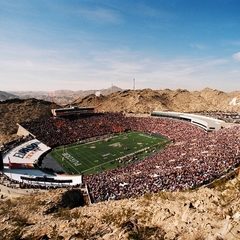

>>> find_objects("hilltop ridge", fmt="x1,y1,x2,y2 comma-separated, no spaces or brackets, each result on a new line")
73,88,240,113
10,86,122,105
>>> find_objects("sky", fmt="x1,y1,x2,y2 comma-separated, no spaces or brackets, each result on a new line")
0,0,240,91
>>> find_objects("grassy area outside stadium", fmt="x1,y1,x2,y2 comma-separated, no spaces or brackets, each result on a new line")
50,131,169,175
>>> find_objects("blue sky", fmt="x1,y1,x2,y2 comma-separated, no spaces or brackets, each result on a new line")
0,0,240,91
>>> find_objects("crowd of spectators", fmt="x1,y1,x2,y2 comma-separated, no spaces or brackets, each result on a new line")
20,113,240,202
21,114,128,147
21,113,205,147
0,135,33,155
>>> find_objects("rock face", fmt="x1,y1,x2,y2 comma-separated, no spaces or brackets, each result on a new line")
1,177,240,240
73,88,240,113
0,98,60,144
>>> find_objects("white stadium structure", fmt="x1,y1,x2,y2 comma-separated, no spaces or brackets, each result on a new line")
151,111,226,131
1,138,82,188
3,139,51,168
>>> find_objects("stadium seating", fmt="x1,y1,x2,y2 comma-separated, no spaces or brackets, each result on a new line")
19,113,240,202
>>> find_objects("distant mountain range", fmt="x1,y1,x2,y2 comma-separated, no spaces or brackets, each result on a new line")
10,86,122,105
0,91,18,101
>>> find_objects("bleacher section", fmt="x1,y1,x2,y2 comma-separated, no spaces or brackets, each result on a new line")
151,111,226,131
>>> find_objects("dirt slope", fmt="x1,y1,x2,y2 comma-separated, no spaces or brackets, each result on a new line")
73,88,240,113
1,176,240,240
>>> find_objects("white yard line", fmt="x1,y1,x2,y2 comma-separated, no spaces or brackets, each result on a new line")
55,151,81,174
81,142,164,173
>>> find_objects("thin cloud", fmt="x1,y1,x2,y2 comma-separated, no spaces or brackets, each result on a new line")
232,52,240,61
224,40,240,46
0,43,236,91
75,6,123,24
136,3,173,19
190,43,207,50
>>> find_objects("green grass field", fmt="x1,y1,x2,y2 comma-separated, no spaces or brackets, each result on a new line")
50,131,169,175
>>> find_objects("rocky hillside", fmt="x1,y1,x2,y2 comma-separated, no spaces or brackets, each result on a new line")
73,88,240,113
0,91,18,101
0,98,59,144
1,176,240,240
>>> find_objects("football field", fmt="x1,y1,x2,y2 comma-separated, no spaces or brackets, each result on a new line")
50,132,168,175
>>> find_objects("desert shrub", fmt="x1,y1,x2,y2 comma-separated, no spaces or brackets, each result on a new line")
101,207,135,227
120,220,165,240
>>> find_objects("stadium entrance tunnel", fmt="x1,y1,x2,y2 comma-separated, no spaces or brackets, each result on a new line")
60,189,85,208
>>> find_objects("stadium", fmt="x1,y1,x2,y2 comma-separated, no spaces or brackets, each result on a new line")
0,107,240,203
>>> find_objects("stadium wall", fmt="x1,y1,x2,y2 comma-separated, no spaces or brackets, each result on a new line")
17,124,36,138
